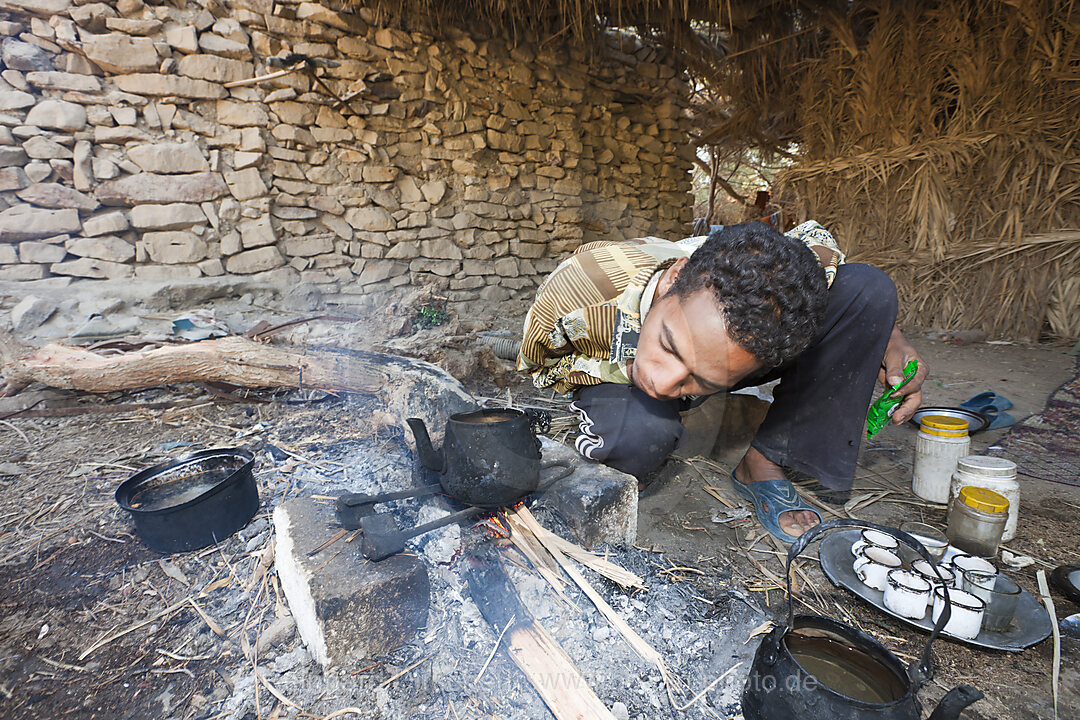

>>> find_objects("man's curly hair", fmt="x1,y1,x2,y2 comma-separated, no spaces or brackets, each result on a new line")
668,221,828,369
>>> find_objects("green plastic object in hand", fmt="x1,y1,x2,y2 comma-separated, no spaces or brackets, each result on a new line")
866,360,918,440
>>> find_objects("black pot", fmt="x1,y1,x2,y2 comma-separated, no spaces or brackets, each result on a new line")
115,448,258,553
1051,565,1080,605
742,519,983,720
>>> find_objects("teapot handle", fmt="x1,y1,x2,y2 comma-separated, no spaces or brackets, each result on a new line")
523,408,551,435
783,518,952,688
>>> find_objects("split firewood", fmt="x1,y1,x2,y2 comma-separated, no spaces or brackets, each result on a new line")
465,544,616,720
0,330,473,432
507,506,673,695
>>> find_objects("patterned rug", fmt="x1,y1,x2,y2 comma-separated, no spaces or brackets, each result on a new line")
992,356,1080,486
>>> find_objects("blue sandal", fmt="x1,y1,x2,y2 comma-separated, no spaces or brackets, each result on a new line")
960,391,1013,413
730,469,821,544
979,406,1016,430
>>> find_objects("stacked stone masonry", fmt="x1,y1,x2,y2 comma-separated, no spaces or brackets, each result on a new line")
0,0,694,304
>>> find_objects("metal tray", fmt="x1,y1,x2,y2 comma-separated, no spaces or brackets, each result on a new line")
819,528,1052,651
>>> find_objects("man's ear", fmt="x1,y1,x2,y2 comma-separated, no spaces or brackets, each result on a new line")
656,257,689,297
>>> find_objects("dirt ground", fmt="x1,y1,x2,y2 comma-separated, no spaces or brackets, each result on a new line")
0,328,1077,719
637,337,1080,719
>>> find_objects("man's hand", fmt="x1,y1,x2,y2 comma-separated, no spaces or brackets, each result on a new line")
878,325,927,425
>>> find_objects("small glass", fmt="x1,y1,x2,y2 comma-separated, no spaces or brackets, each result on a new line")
962,569,1021,633
899,521,949,563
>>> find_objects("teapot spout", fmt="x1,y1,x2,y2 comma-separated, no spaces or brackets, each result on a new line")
927,685,983,720
405,418,444,472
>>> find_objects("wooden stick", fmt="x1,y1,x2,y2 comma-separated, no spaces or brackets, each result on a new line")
474,615,514,682
319,709,365,720
1036,570,1060,720
223,63,304,88
465,547,616,720
673,662,743,711
501,622,617,720
378,655,431,688
0,331,473,434
79,600,181,660
507,524,580,610
256,668,302,709
189,597,226,638
519,518,644,589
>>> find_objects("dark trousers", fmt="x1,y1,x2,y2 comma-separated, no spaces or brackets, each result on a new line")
569,263,898,488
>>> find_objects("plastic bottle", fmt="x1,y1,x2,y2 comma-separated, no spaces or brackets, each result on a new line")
912,415,970,503
951,456,1020,542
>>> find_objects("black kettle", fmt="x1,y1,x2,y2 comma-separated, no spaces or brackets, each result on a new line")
406,408,564,508
742,519,983,720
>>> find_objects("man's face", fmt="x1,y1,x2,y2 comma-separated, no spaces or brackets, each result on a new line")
629,287,763,401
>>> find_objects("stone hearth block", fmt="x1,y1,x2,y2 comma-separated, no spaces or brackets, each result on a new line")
273,497,430,668
534,436,637,548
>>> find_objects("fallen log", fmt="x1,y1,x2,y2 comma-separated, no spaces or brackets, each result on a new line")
0,330,474,432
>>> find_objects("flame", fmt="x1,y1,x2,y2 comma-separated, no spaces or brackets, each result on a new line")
474,511,512,539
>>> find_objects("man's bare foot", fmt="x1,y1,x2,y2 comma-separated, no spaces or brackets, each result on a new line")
734,446,820,539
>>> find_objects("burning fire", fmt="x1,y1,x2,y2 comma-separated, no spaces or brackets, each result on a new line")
474,511,512,539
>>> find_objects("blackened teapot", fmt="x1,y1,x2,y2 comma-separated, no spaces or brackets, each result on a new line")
742,519,983,720
406,408,567,508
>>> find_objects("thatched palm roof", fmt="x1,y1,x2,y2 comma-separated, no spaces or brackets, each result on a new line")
340,0,1080,339
341,0,790,41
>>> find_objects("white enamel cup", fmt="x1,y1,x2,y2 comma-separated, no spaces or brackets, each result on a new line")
853,546,902,592
911,560,956,608
932,587,986,639
884,569,932,619
851,528,901,557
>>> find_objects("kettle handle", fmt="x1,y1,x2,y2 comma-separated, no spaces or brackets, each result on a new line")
783,518,952,688
522,408,551,456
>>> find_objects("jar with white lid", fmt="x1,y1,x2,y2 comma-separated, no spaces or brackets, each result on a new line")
951,455,1019,541
912,415,971,503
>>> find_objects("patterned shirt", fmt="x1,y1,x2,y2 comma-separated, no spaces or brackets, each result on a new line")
517,221,845,394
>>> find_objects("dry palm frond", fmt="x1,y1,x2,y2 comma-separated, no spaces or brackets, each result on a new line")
760,0,1080,339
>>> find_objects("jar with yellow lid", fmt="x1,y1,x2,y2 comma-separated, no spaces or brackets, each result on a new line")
912,415,971,503
947,486,1009,557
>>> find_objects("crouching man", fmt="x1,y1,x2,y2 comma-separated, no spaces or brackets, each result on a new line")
516,221,926,542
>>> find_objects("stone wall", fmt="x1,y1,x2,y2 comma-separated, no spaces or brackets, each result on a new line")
0,0,694,308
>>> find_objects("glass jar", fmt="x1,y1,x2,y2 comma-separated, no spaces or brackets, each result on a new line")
951,455,1019,541
947,486,1009,557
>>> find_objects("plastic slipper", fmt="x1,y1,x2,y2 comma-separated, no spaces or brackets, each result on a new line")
959,391,1013,413
980,407,1016,430
730,469,821,545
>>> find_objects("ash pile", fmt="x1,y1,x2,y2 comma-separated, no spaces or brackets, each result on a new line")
217,429,769,720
